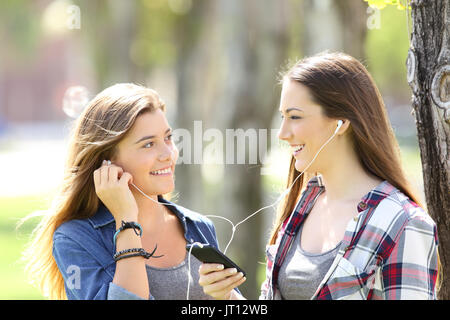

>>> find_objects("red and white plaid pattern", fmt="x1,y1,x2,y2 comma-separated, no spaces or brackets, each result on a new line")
260,176,439,300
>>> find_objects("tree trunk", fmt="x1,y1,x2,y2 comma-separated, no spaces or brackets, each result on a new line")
172,0,211,212
334,0,368,60
302,0,367,60
83,0,139,88
204,0,291,299
408,0,450,300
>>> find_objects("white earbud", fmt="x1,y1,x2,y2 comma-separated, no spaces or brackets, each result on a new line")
335,120,343,134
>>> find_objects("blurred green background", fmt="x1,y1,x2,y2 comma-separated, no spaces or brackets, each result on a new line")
0,0,423,299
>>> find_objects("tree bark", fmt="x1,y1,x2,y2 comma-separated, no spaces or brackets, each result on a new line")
408,0,450,300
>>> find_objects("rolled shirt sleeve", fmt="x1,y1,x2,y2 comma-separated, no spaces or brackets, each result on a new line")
53,233,154,300
107,282,153,300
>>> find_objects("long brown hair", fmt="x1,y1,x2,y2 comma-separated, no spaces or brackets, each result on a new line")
269,51,424,246
20,83,166,299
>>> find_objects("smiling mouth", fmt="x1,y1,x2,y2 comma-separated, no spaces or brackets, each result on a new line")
150,166,173,176
291,144,305,156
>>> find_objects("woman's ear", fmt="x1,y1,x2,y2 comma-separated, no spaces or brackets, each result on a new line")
336,119,351,135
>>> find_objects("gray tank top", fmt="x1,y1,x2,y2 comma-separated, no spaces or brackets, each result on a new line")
145,254,213,300
277,224,341,300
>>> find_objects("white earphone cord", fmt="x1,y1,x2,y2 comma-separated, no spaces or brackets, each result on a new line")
128,121,341,299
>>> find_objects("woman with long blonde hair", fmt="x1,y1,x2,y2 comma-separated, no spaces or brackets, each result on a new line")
22,83,223,300
198,51,440,300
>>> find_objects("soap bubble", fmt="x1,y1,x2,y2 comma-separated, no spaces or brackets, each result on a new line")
62,86,89,118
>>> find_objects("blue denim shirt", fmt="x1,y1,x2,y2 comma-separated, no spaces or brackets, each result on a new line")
52,197,219,300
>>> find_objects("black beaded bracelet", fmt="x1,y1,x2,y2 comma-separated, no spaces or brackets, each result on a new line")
113,245,164,262
113,248,147,260
114,251,150,262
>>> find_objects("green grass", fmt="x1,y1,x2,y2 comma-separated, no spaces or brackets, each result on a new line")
0,194,51,299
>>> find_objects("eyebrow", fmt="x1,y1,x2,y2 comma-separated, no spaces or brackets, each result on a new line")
280,107,304,114
134,128,172,144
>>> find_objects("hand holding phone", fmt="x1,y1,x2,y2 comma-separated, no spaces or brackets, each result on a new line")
186,244,246,276
188,244,247,300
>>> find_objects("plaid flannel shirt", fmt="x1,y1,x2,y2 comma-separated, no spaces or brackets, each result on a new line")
260,176,439,300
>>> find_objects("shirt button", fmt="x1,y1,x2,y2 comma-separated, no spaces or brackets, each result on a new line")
358,201,368,211
353,216,358,222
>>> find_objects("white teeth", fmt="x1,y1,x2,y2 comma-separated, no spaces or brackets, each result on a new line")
150,168,172,175
292,144,305,153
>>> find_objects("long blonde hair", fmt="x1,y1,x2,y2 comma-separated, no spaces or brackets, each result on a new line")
20,83,166,299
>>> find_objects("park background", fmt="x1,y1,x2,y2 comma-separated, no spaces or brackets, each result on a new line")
0,0,423,299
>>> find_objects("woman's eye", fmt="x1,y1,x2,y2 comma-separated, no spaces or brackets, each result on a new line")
165,134,173,141
143,142,154,148
280,114,301,120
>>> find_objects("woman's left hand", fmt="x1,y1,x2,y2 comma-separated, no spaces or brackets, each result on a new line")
198,263,246,300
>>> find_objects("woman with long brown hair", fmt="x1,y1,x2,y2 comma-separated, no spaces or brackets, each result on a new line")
198,51,440,300
22,83,222,300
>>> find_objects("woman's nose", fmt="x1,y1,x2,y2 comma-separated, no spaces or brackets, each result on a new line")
278,120,291,141
158,143,174,162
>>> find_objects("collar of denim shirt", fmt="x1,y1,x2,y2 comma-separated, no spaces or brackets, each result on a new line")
87,195,194,234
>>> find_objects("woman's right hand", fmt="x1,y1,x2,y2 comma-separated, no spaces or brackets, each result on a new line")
198,263,246,300
93,160,138,223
